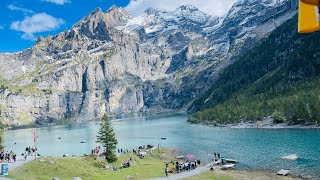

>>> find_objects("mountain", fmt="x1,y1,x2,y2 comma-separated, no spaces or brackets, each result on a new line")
188,15,320,125
0,1,297,126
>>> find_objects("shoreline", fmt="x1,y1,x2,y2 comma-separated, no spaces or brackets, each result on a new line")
6,112,320,130
193,118,320,130
6,111,188,130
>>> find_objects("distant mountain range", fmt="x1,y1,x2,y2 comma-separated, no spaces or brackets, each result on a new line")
0,0,297,126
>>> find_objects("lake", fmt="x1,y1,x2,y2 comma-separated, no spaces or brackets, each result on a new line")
4,114,320,179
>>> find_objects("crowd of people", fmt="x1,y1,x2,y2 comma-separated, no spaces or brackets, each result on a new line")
117,144,154,156
117,148,132,154
165,159,201,176
22,146,39,160
0,150,17,163
91,146,101,154
212,152,224,163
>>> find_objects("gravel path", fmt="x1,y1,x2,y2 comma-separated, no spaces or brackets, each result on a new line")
146,163,220,180
2,155,35,171
0,155,36,180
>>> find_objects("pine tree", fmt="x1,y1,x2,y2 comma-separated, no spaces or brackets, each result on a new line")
96,114,118,162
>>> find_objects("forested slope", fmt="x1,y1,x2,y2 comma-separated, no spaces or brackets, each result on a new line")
188,16,320,125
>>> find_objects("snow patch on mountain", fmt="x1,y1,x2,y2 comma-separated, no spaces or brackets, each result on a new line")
117,4,219,35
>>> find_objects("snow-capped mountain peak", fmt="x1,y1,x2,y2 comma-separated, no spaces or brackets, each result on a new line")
118,5,219,35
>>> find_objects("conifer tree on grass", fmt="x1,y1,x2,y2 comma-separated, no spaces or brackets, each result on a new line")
96,114,118,162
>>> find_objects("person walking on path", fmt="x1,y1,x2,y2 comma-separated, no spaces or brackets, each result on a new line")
165,163,169,177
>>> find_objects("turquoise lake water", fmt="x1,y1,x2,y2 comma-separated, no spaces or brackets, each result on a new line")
4,114,320,179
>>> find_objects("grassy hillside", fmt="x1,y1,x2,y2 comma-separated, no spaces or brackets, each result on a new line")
188,16,320,125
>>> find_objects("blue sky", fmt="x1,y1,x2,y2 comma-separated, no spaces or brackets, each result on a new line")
0,0,130,53
0,0,236,53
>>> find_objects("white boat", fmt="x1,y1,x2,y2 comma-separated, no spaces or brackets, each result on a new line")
225,159,239,163
80,140,86,143
222,164,236,170
277,169,290,176
176,155,184,159
281,154,298,160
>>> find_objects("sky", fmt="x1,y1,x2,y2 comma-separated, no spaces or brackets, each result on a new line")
0,0,236,53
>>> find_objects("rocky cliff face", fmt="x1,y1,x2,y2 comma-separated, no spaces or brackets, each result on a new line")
0,0,297,126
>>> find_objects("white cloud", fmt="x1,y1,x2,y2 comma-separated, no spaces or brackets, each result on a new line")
10,13,64,40
42,0,70,5
125,0,237,17
8,4,34,14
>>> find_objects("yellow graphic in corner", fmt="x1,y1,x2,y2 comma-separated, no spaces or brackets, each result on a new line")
301,0,319,6
298,0,320,33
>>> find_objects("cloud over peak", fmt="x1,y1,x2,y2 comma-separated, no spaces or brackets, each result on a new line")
10,13,64,40
42,0,71,5
125,0,237,17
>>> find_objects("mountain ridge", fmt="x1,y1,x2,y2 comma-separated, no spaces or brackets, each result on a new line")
0,0,298,126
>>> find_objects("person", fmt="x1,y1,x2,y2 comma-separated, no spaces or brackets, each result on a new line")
0,153,3,162
175,162,179,173
6,153,10,162
165,166,169,177
13,153,16,163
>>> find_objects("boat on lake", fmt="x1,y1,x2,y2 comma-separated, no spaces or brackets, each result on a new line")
225,159,239,163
